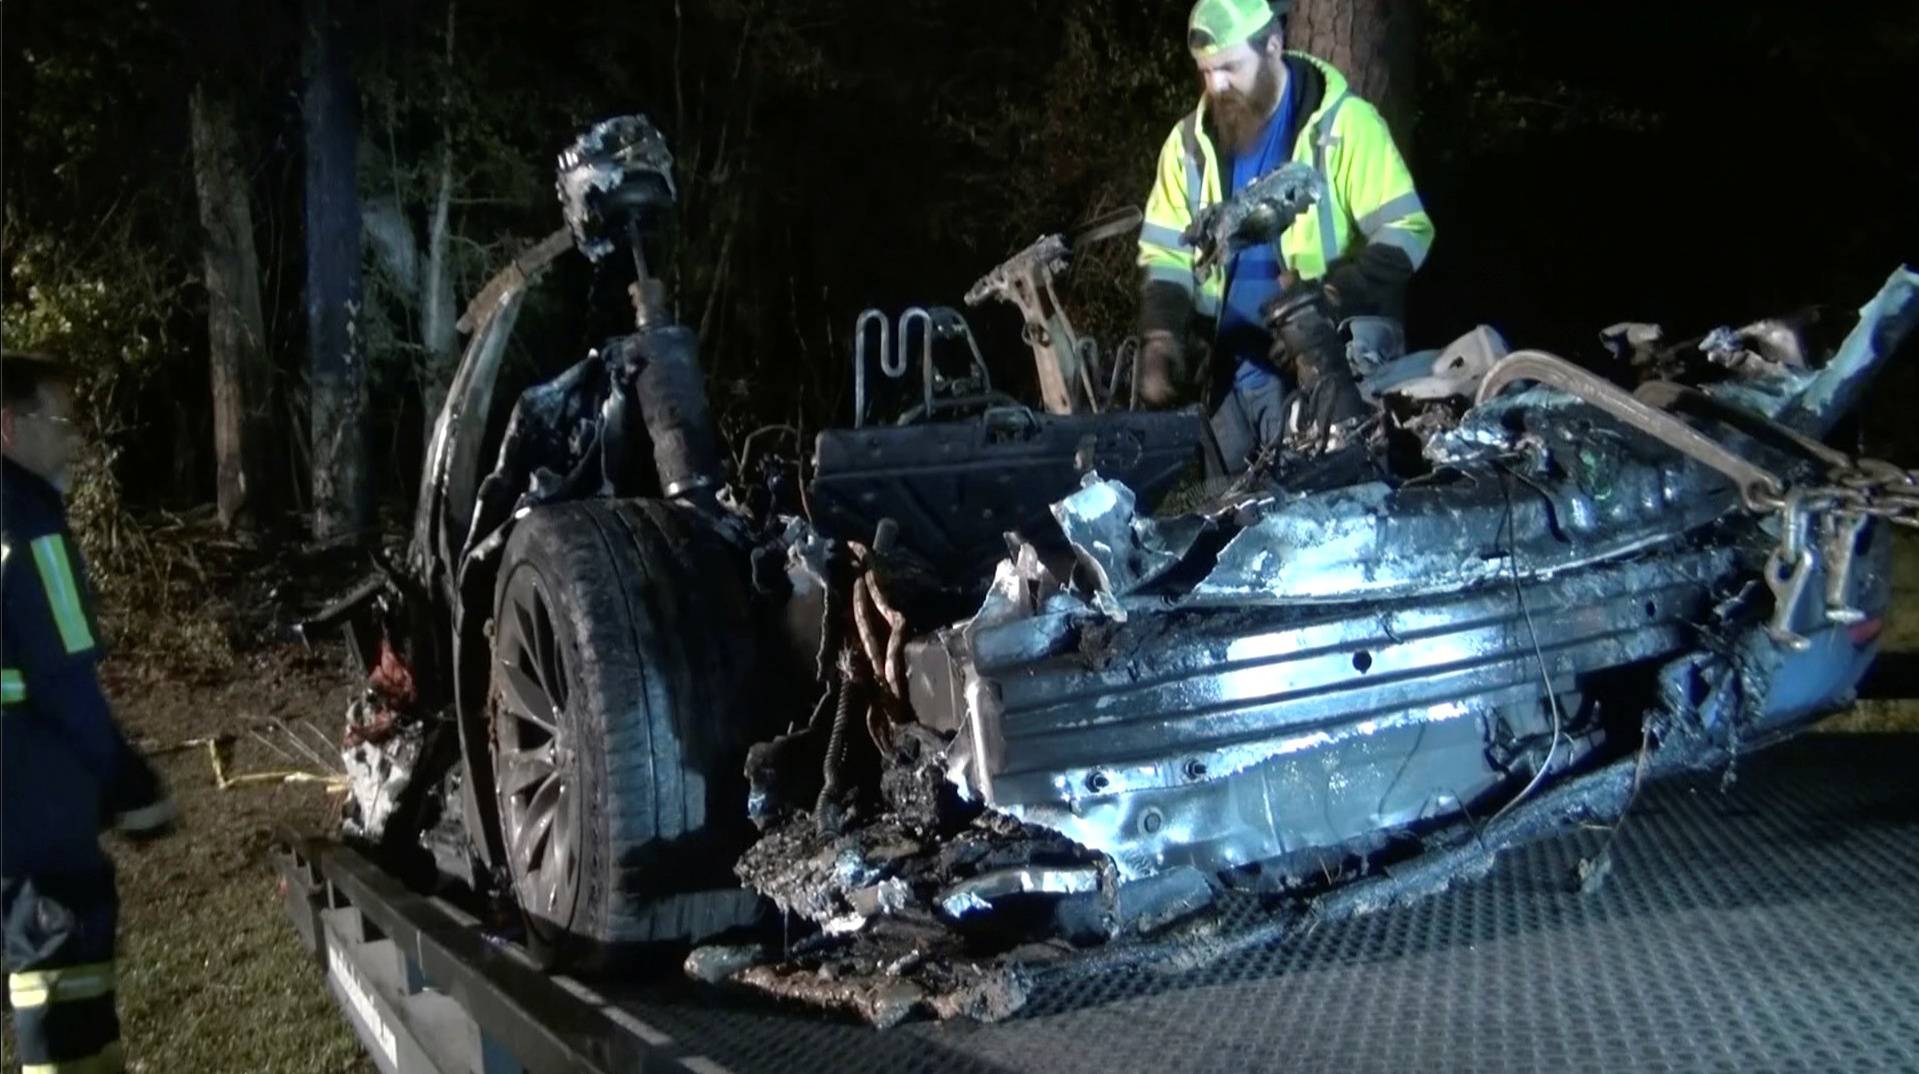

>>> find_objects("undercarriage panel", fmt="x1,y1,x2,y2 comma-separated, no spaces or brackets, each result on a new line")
943,546,1737,881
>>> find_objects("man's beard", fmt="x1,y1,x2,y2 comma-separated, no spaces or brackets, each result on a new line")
1209,57,1282,157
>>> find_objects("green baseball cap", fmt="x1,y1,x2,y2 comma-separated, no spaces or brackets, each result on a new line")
1187,0,1289,59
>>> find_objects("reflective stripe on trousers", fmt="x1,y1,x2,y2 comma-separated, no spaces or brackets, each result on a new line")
8,963,124,1073
18,1038,125,1073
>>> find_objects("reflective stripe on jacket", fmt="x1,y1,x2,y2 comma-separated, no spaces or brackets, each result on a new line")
1138,52,1434,316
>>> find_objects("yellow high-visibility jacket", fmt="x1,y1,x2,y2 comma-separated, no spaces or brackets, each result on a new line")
1138,52,1434,323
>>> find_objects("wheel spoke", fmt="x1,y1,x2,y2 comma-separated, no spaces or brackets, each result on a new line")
530,592,564,707
512,776,562,875
539,852,565,914
496,743,554,798
512,596,541,670
549,783,574,886
499,659,559,735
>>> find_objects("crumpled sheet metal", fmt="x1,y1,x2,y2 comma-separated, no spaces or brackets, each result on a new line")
1181,450,1727,606
340,698,424,841
1703,266,1919,432
1054,465,1618,614
1049,475,1210,616
938,865,1101,919
1774,265,1919,436
1162,374,1808,608
969,543,1068,633
993,698,1500,882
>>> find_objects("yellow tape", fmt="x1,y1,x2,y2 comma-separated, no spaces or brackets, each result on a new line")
203,738,345,793
220,771,348,791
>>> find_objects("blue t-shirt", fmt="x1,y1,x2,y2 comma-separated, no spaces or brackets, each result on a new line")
1217,78,1297,390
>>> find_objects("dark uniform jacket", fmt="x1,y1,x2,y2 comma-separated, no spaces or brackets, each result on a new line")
2,458,166,877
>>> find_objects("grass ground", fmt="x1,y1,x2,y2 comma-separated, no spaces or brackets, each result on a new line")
4,529,1916,1074
1,643,373,1074
100,648,374,1074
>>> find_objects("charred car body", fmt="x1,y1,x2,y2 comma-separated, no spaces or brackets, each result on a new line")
307,115,1919,1025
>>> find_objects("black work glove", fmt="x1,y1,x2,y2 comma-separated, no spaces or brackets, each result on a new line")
1264,282,1369,438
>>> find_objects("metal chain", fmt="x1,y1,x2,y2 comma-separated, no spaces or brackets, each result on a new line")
1748,453,1919,649
1748,455,1919,530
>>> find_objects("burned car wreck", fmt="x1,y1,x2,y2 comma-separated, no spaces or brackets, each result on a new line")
306,115,1919,1027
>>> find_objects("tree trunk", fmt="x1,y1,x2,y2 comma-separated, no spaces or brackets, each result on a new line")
188,85,271,531
172,408,202,506
419,148,459,446
419,0,460,447
302,0,370,541
1289,0,1419,143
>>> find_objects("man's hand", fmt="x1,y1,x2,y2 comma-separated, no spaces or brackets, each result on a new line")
107,748,180,843
117,799,179,844
1138,330,1184,407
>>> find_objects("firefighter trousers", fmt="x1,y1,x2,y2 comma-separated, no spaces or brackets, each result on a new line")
3,869,123,1074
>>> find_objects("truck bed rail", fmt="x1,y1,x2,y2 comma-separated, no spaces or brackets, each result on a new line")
276,836,730,1074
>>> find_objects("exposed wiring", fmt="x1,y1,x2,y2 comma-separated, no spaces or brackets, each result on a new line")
816,647,867,823
1492,464,1565,823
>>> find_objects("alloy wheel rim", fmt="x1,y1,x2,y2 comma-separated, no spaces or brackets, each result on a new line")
492,571,581,933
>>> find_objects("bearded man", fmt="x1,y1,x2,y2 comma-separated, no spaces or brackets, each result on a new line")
1136,0,1435,471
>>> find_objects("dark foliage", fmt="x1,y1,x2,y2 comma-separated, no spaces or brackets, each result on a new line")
4,0,1915,523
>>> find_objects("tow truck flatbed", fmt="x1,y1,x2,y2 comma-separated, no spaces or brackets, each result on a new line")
278,734,1919,1074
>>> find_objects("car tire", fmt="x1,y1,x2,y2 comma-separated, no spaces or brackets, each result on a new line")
487,498,767,967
